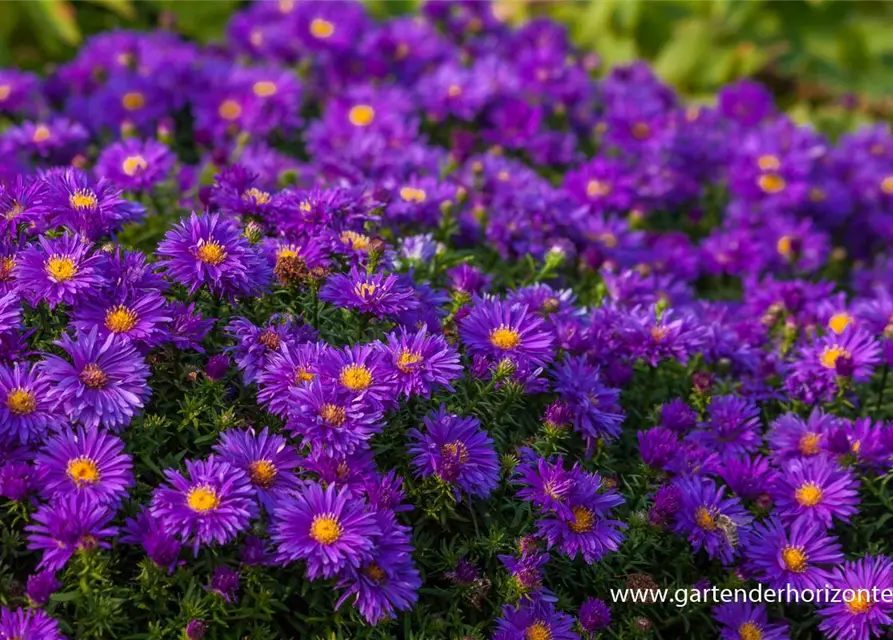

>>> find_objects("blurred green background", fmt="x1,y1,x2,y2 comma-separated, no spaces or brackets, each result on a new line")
3,0,893,128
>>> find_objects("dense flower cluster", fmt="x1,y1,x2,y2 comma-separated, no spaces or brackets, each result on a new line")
1,1,893,639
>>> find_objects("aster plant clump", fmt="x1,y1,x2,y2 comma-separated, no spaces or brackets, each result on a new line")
3,2,893,640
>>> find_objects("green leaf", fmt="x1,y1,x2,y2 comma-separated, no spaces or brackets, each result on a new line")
86,0,136,20
21,0,81,49
653,18,714,88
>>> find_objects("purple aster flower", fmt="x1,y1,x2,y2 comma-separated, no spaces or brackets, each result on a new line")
688,395,762,458
648,483,681,528
536,467,626,564
446,263,491,295
552,356,625,445
459,297,555,368
225,315,315,385
638,426,678,468
0,459,33,501
797,326,880,385
151,456,258,554
206,566,240,604
743,516,843,590
768,408,837,463
299,448,379,495
0,291,21,336
258,341,327,418
15,233,106,308
660,398,698,434
26,569,61,607
35,426,133,504
0,176,47,237
166,301,215,352
825,417,888,470
515,452,577,518
579,597,611,633
213,427,301,513
101,247,169,295
71,290,171,347
316,343,397,408
121,507,182,574
672,476,751,564
241,534,274,567
4,117,88,164
26,492,117,571
94,137,175,191
624,305,704,367
718,79,774,126
287,380,384,456
713,601,788,640
43,167,141,239
0,607,64,640
185,619,207,640
771,457,859,529
493,600,579,640
319,266,417,317
382,327,462,399
205,354,230,380
0,362,56,444
499,549,553,601
156,212,270,300
335,509,421,625
41,327,151,430
270,482,381,580
817,555,893,640
718,455,777,501
407,405,499,501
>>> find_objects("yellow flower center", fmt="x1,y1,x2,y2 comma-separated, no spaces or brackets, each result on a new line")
447,83,462,97
6,388,36,415
569,506,595,533
694,506,717,531
121,91,145,111
354,282,377,298
395,43,409,59
252,81,277,97
586,179,612,198
46,256,77,282
651,326,669,342
69,189,99,210
363,562,387,584
880,176,893,195
32,125,51,143
0,84,10,101
66,456,100,485
399,186,427,203
798,432,821,456
320,403,347,427
738,622,763,640
79,363,108,389
489,326,521,350
819,345,851,369
278,0,294,13
310,17,335,39
248,460,278,489
828,313,853,335
441,440,470,464
397,349,423,373
632,122,651,140
340,364,373,391
781,546,808,573
218,99,242,121
104,305,138,333
5,202,23,220
294,367,315,384
525,622,552,640
242,187,271,204
250,29,263,46
846,591,874,614
348,104,375,127
795,482,824,507
341,230,370,251
196,241,227,266
310,514,342,544
757,155,781,171
758,173,786,194
187,485,220,512
122,155,147,177
0,257,14,281
810,187,827,202
777,235,793,256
